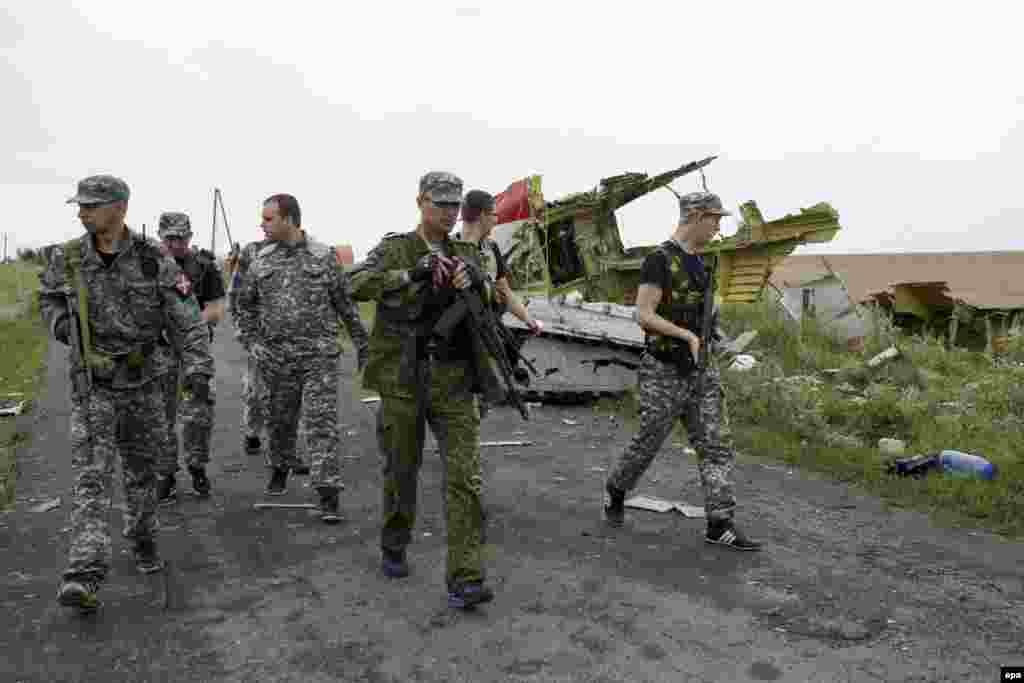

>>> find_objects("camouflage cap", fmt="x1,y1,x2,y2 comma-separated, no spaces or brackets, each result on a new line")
677,191,732,217
66,174,130,206
158,212,192,238
419,171,463,205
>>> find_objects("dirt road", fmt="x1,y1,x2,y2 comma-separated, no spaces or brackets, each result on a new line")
2,328,1023,682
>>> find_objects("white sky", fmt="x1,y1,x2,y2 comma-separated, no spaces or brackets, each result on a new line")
2,1,1022,260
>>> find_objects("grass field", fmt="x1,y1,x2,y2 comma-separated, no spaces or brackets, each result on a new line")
0,262,49,509
595,297,1024,537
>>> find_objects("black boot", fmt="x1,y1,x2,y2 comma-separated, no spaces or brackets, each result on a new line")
604,482,626,527
132,538,166,574
317,487,342,524
189,466,211,497
156,473,177,506
265,467,288,496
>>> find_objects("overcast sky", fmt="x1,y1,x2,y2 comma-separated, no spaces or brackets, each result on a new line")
2,1,1022,260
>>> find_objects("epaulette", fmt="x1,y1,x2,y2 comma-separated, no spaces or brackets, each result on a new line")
256,242,279,259
306,240,332,258
382,231,411,241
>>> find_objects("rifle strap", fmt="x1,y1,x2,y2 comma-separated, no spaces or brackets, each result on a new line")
63,238,92,378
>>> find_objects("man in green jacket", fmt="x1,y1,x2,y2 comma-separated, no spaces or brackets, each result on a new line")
350,171,501,609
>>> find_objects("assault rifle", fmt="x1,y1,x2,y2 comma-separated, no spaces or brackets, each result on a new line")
694,254,718,395
431,280,538,420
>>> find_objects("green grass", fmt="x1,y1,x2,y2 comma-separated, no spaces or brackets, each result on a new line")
597,296,1024,538
0,263,49,509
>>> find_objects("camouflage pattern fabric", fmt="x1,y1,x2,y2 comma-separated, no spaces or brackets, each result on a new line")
234,234,368,489
351,229,490,588
38,230,213,386
155,348,215,474
259,354,341,487
377,376,484,587
65,175,130,205
607,353,737,521
64,363,165,581
232,235,368,365
39,228,213,585
241,354,266,441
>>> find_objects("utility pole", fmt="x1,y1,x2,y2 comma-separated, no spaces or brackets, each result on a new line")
3,232,7,262
211,189,218,254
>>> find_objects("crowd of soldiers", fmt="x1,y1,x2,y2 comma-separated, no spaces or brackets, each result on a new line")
39,170,760,615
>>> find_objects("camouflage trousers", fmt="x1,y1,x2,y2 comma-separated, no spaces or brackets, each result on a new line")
608,353,737,521
64,379,163,583
376,363,485,588
156,350,215,475
241,353,266,441
259,353,342,490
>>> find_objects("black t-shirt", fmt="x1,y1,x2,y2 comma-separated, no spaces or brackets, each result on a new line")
97,250,117,268
176,255,225,310
639,244,706,292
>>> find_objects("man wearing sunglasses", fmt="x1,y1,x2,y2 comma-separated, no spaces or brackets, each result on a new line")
350,172,501,609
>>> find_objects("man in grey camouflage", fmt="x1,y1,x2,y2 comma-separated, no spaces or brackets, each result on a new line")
234,193,369,523
153,212,226,503
604,191,762,551
39,175,214,611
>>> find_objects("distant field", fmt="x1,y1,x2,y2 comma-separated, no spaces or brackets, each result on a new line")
0,262,48,509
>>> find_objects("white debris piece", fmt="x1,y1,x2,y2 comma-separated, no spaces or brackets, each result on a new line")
624,495,705,518
729,354,758,372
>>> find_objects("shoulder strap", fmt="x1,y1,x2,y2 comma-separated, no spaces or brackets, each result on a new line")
63,238,93,373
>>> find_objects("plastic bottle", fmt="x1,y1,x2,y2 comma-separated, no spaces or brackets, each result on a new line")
939,450,998,481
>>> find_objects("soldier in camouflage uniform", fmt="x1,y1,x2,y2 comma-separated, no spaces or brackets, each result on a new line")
39,175,214,611
234,193,369,523
604,192,762,551
153,212,226,503
230,241,270,458
350,172,502,609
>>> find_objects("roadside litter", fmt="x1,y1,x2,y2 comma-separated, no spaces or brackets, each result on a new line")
729,354,757,372
29,497,61,512
253,503,318,510
624,494,705,518
0,399,27,416
887,450,998,481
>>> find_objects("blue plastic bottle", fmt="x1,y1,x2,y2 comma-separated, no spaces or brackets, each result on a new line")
939,450,998,480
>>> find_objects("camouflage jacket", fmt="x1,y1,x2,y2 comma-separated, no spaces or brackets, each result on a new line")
349,229,499,399
38,228,214,388
233,234,369,363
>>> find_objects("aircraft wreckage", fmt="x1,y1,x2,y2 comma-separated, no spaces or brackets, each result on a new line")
489,156,843,401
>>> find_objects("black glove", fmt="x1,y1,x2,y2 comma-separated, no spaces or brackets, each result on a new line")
408,254,436,283
185,375,210,403
54,314,71,345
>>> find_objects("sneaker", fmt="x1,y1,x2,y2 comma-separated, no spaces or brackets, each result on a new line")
132,539,166,574
265,467,288,496
318,487,342,524
189,466,211,497
705,521,762,551
290,461,311,475
156,474,177,506
244,436,261,456
381,548,409,578
57,578,101,612
604,482,625,527
448,581,495,609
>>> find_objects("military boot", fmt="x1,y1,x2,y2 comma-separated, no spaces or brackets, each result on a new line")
317,487,342,524
189,466,211,497
448,580,495,610
381,548,409,578
265,467,288,496
132,538,166,574
57,577,101,612
603,482,626,527
156,473,177,506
